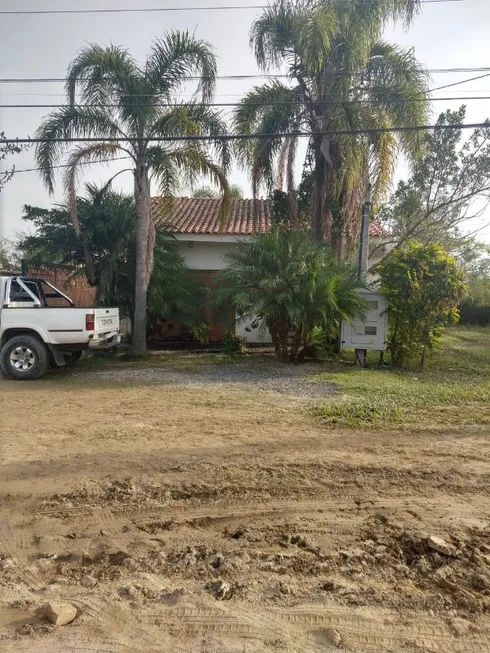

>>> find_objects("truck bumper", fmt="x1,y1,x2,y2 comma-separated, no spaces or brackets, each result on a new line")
88,334,121,350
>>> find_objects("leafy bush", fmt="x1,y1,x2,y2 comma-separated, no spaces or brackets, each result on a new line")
376,242,466,368
221,330,247,355
215,228,366,361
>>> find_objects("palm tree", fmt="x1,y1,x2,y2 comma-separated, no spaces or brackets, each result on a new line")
215,227,365,360
234,0,430,256
35,32,230,355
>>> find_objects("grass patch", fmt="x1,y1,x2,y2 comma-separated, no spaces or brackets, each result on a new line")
311,326,490,430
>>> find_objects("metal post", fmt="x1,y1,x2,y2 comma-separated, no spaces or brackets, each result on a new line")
355,183,372,368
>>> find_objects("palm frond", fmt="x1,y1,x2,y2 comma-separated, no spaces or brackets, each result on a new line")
166,146,230,224
251,2,298,71
66,43,143,106
145,146,180,199
150,104,231,172
365,42,430,159
62,142,130,198
146,31,217,102
34,106,125,193
233,82,304,194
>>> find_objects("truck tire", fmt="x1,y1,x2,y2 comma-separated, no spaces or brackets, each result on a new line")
0,335,49,380
63,350,82,367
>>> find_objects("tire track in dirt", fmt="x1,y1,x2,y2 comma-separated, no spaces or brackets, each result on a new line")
71,596,188,653
0,520,44,591
149,604,490,653
90,508,133,551
34,495,426,525
273,608,490,652
4,643,127,653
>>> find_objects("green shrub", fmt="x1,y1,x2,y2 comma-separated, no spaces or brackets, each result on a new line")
221,330,247,354
376,242,466,368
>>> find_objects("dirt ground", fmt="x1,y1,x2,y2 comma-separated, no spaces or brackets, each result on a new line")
1,361,490,652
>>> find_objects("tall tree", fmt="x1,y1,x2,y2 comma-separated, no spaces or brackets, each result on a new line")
234,0,429,256
35,32,230,355
377,107,490,255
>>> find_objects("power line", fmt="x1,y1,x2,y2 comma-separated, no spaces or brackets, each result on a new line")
0,0,463,14
2,67,489,84
427,72,490,94
2,95,490,110
3,122,487,176
1,156,132,176
4,89,490,99
3,122,488,145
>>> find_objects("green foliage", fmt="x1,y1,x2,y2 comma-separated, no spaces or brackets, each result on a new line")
193,184,243,199
147,232,208,340
376,242,467,368
459,260,490,325
21,184,135,309
0,239,21,270
221,330,247,355
215,227,366,361
235,0,429,251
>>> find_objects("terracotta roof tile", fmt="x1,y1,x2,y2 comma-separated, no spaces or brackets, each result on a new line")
152,197,385,237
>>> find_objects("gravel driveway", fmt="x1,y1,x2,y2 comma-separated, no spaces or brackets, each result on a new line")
79,360,336,399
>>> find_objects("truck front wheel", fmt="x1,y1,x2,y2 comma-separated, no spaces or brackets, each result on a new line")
0,335,49,380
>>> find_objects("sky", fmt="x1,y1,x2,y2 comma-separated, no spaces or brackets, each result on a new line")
0,0,489,242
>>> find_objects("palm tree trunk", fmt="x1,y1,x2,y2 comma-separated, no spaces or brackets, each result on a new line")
132,162,151,356
311,140,326,242
289,328,303,361
69,186,96,285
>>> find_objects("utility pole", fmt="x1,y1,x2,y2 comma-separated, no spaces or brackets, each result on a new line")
355,182,372,368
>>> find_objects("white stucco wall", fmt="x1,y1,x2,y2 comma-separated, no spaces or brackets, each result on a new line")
176,233,393,272
177,239,238,271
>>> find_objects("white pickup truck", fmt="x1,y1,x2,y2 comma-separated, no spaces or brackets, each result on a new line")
0,276,120,380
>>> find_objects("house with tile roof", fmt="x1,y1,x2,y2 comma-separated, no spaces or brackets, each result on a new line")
151,197,392,344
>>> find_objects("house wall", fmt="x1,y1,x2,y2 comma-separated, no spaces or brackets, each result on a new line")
177,240,237,271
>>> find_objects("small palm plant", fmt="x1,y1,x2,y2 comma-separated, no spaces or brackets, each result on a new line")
215,227,366,360
35,32,230,355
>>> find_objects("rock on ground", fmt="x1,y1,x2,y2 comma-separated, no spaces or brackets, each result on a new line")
325,628,342,646
43,601,78,626
81,575,98,588
428,535,454,556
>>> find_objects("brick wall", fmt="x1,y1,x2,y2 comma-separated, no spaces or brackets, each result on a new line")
29,267,96,307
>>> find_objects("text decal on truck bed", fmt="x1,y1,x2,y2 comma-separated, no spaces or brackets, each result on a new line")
101,318,114,326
